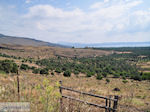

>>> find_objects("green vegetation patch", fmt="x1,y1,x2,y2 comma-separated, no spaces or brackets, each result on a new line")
35,55,140,80
0,59,18,74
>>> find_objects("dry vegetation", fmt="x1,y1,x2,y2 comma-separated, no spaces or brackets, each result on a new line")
0,71,150,112
0,44,113,59
137,61,150,73
0,45,150,112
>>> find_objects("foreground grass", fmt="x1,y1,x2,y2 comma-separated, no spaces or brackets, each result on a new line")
0,71,150,112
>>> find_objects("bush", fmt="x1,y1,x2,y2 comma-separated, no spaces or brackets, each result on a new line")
31,66,36,70
35,78,61,112
86,71,95,77
122,76,126,80
113,87,120,91
51,72,54,75
11,63,18,73
62,67,67,71
55,68,62,73
32,68,40,74
113,74,120,78
141,72,150,80
102,72,107,77
0,60,18,73
106,78,110,83
40,68,49,75
29,59,33,63
122,80,128,83
131,75,142,81
74,71,79,75
96,74,103,80
20,64,29,70
63,70,71,77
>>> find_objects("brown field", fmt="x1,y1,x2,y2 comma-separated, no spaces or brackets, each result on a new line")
0,45,150,112
0,71,150,112
137,61,150,73
0,44,113,59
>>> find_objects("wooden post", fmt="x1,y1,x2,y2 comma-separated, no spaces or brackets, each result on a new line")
17,75,20,102
105,98,108,112
113,96,119,112
59,81,63,112
108,96,111,112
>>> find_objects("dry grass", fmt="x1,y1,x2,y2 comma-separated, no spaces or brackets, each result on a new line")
0,45,150,112
0,44,113,59
0,71,150,112
137,61,150,73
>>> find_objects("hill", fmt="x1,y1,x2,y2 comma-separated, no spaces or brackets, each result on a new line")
0,44,113,59
0,33,67,47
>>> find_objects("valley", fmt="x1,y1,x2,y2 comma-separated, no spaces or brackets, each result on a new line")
0,44,150,112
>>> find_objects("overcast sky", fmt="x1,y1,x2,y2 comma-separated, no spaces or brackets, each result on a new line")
0,0,150,43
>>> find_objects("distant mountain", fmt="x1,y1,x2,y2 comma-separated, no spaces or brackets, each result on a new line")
61,42,150,48
0,33,67,47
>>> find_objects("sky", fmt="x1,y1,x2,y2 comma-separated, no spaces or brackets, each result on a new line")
0,0,150,44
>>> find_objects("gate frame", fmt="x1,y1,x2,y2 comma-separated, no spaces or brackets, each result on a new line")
59,81,119,112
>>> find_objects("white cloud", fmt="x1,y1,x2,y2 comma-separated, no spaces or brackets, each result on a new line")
24,5,84,18
25,0,31,4
90,2,104,9
1,0,150,43
104,0,109,3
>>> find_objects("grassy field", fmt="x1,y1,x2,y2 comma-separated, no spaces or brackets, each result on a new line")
0,45,150,112
0,44,113,59
137,61,150,73
0,68,150,112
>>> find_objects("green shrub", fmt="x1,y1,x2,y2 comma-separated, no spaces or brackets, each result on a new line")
74,71,79,75
0,70,6,73
113,74,120,78
122,80,128,83
96,74,103,80
29,59,33,63
102,72,107,77
106,79,110,83
32,68,40,74
31,66,36,70
40,68,49,75
62,67,67,71
11,63,18,73
141,72,150,80
51,72,54,75
35,78,61,112
122,76,126,80
0,60,18,73
20,64,29,70
86,71,94,77
55,68,62,73
131,75,142,81
63,70,71,77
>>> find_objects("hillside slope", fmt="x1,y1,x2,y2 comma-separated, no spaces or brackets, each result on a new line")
0,44,113,59
0,33,66,47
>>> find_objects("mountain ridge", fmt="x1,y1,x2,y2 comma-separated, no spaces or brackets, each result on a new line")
1,33,150,48
0,33,68,47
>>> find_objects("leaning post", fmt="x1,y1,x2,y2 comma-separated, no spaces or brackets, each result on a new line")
17,71,20,102
59,81,63,112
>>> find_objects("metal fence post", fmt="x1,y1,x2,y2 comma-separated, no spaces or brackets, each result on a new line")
59,81,63,112
113,95,119,112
